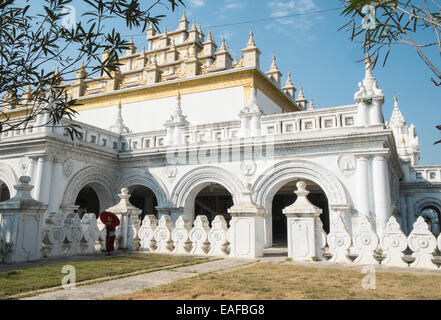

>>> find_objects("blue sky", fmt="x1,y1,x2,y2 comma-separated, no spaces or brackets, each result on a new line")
28,0,441,165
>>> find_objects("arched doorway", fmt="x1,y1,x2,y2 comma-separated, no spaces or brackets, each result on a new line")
75,185,100,218
194,183,234,223
419,205,441,235
128,185,158,221
271,179,329,247
0,181,10,202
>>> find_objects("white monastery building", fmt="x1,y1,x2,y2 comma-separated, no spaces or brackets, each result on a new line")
0,14,440,267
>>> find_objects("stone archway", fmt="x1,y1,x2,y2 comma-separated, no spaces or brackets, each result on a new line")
117,170,170,209
171,166,243,223
414,198,441,235
0,162,18,199
62,166,116,213
253,160,350,248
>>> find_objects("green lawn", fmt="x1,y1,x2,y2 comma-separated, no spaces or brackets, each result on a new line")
112,262,441,300
0,253,210,298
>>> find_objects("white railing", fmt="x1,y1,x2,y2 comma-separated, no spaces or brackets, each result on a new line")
0,105,359,153
261,104,357,135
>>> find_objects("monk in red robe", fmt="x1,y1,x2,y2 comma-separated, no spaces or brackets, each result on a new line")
105,215,116,256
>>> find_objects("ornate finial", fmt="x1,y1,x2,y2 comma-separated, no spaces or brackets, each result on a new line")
365,52,372,65
247,26,256,47
191,19,197,30
309,97,315,110
207,30,213,42
220,35,226,50
394,95,398,103
180,10,187,21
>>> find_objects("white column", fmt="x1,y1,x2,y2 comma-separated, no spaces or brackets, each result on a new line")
41,156,54,205
33,156,45,200
47,157,60,212
28,157,37,186
370,98,384,125
357,102,368,126
355,155,370,218
372,155,392,235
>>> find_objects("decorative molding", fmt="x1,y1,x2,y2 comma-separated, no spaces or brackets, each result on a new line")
338,155,357,178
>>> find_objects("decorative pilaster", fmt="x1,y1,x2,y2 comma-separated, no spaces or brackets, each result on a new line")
355,155,371,221
227,184,265,258
372,154,392,236
0,176,48,263
282,181,326,261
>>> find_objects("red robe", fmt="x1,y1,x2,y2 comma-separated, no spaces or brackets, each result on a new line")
105,224,116,252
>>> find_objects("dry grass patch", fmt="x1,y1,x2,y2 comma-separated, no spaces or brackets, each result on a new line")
113,262,441,300
0,253,209,298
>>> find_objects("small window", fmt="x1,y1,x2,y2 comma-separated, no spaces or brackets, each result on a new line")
285,124,293,132
132,141,138,150
215,132,222,141
121,142,126,151
102,139,107,147
267,126,275,134
304,121,313,130
324,119,333,128
144,139,151,148
113,142,118,149
90,135,96,144
429,172,437,180
345,117,354,126
416,172,423,179
157,138,164,146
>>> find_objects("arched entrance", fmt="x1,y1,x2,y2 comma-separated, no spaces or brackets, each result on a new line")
75,185,100,218
271,179,329,247
171,166,242,223
128,185,158,221
253,160,350,248
419,205,441,235
0,181,10,202
194,183,234,223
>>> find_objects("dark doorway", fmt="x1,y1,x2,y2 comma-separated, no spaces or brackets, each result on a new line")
128,185,158,221
75,186,100,218
195,183,234,223
272,180,329,247
0,182,10,202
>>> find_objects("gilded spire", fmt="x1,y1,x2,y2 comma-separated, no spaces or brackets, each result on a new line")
309,97,315,110
285,71,294,87
220,35,226,51
247,26,256,47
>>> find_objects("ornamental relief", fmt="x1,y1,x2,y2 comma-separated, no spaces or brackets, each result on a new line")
63,160,74,177
338,155,357,178
19,158,29,175
241,160,257,178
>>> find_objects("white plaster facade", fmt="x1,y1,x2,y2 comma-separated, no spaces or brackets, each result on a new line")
0,16,440,263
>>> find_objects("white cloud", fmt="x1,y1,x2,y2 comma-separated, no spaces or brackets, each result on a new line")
189,0,205,7
267,0,318,36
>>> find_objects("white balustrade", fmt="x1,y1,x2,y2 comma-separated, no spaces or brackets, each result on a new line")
154,215,174,253
138,215,158,251
208,216,229,256
172,216,192,254
189,215,210,255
